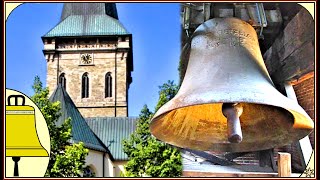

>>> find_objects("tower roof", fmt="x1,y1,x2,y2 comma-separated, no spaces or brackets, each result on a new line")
49,84,110,154
61,3,118,20
43,3,129,37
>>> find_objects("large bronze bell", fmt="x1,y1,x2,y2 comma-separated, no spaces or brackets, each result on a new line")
150,18,314,153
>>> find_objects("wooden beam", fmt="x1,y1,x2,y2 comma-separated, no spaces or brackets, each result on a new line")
278,152,291,177
271,41,314,83
290,71,314,85
185,149,236,166
224,152,249,161
258,149,277,171
263,8,314,84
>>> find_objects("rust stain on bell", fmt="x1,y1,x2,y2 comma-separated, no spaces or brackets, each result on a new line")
150,18,314,153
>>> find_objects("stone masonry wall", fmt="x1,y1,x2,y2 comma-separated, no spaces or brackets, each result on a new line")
78,107,127,118
46,39,129,118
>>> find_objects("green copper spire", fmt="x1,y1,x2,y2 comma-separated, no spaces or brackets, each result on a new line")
61,3,118,21
43,3,128,37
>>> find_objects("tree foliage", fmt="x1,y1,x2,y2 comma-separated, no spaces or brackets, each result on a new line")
31,76,89,177
123,80,182,177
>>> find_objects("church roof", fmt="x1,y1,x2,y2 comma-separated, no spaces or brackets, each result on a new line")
86,117,138,161
43,3,129,37
49,84,110,154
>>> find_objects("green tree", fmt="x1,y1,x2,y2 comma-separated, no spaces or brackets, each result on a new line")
123,80,182,177
31,76,89,177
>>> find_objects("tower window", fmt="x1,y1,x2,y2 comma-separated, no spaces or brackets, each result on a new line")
82,72,89,98
105,72,112,98
59,73,66,89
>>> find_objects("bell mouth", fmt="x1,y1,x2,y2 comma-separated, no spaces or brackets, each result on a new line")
150,102,312,152
6,148,49,157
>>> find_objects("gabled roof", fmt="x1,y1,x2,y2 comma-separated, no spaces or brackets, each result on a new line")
85,117,137,161
49,84,109,154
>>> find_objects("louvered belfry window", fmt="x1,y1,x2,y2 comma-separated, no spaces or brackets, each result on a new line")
82,72,89,98
105,72,112,97
59,73,66,89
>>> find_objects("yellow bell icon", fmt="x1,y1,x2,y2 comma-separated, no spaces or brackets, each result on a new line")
6,95,49,176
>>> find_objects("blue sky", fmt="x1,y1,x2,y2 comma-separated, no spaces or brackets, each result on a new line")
6,3,181,116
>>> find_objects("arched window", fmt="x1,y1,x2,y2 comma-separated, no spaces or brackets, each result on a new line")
82,73,89,98
59,73,66,89
83,165,96,177
105,72,112,97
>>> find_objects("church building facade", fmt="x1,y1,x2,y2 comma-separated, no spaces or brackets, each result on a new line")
42,3,136,177
43,3,133,118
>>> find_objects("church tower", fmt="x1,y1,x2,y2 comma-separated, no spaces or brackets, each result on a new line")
42,3,133,118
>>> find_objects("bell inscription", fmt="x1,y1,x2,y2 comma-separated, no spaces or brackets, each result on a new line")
192,28,255,50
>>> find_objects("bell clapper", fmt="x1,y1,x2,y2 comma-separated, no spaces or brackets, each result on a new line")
222,103,243,143
12,157,21,176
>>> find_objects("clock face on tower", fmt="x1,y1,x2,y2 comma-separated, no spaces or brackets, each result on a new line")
80,53,93,64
